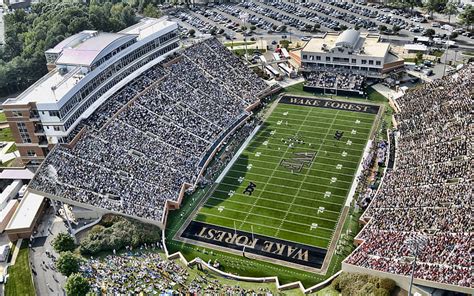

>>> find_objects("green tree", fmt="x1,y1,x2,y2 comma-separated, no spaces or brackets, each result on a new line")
423,28,436,37
459,5,474,28
425,0,448,18
415,52,423,64
392,25,401,34
56,251,81,276
143,3,161,18
65,273,90,296
188,29,195,37
249,25,257,31
379,278,396,291
52,232,75,253
379,25,387,32
443,2,458,24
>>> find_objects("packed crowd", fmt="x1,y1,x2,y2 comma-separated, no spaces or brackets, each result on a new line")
304,70,365,92
345,64,473,288
81,251,274,295
30,37,268,223
82,252,189,294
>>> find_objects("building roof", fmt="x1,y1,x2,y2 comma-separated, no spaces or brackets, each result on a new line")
6,191,44,231
119,17,176,41
335,29,360,49
0,169,35,180
3,68,83,105
302,31,389,58
0,200,18,224
404,44,428,52
55,33,136,67
3,18,176,108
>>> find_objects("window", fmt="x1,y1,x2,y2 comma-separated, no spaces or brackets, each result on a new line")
302,55,307,59
352,59,356,64
53,126,61,132
316,56,321,61
17,122,31,143
49,110,60,117
326,57,331,62
376,61,381,66
369,60,374,65
27,150,36,157
13,111,22,117
361,60,367,65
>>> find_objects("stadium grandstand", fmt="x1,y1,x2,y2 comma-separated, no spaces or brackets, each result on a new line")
343,64,473,294
3,17,181,165
28,37,271,228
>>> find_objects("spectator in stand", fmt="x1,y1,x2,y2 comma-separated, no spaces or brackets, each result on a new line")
345,64,473,288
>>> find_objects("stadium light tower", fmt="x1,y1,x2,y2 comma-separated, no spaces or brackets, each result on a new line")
404,234,428,296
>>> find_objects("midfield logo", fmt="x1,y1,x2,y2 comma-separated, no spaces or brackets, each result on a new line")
280,151,316,172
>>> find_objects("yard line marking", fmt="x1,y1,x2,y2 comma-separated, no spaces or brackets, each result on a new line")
248,138,366,153
218,180,349,197
251,127,369,146
224,167,354,185
230,162,356,178
275,110,341,237
214,187,346,205
205,198,336,231
208,193,342,214
199,212,332,241
238,108,313,229
266,120,373,132
274,110,340,237
238,152,361,165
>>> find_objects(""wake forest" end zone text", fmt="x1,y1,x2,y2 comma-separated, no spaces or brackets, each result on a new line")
280,96,380,114
180,221,327,269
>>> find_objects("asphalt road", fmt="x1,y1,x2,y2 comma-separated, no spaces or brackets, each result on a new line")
30,207,68,296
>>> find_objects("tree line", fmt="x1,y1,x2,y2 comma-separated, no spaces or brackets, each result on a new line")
0,0,163,98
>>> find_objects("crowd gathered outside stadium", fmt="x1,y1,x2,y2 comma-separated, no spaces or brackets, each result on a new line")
345,64,472,288
81,250,274,295
30,37,269,224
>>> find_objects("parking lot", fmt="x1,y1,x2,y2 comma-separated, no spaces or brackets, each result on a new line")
168,0,473,50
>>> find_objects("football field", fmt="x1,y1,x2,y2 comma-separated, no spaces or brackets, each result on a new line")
180,96,379,270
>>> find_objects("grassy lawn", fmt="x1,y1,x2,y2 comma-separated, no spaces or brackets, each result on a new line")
0,112,6,122
5,242,35,296
225,41,256,47
232,48,266,57
6,143,17,153
0,127,14,142
404,57,416,63
431,49,444,57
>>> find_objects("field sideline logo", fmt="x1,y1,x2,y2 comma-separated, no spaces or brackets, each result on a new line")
181,221,327,268
280,95,380,114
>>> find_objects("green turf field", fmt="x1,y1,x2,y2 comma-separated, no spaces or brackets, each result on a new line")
187,97,377,259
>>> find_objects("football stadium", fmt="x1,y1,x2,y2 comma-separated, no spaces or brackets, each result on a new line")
177,95,381,272
1,13,472,296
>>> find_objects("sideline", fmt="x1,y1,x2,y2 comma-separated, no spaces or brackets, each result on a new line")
215,124,262,184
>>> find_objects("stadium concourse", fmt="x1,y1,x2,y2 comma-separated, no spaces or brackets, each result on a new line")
29,37,269,226
344,64,473,292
